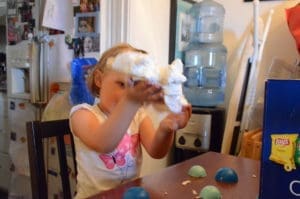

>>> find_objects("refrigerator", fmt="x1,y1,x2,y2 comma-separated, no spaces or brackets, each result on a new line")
5,28,72,199
5,0,41,196
4,0,97,198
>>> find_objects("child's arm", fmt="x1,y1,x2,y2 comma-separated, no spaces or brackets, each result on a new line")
70,80,163,153
70,97,140,153
140,105,192,159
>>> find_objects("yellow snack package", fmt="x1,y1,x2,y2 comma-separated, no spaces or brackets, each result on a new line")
269,134,298,172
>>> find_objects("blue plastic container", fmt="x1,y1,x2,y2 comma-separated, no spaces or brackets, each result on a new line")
188,0,225,43
184,42,227,107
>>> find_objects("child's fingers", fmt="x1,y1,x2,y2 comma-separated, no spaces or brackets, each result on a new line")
149,92,163,102
127,80,163,103
179,105,192,128
167,105,191,129
144,84,162,100
161,118,179,133
182,104,192,119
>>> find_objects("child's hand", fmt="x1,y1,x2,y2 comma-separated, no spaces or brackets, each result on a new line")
126,80,163,104
159,104,192,133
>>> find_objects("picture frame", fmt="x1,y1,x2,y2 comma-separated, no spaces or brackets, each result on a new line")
75,12,99,38
73,0,100,16
83,34,100,53
169,0,195,63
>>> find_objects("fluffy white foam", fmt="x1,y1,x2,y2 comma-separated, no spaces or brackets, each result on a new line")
109,51,188,113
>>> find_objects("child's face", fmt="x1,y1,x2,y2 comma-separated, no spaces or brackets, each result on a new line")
98,70,131,113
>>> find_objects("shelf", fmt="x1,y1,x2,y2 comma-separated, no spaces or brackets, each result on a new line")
7,63,31,69
7,92,30,100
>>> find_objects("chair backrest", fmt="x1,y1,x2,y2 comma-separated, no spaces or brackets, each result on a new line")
26,119,77,199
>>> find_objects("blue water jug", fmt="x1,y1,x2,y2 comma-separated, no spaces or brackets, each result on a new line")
188,0,225,43
184,42,227,107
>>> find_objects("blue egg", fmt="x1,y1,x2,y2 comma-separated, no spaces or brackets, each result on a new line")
215,167,238,183
123,186,150,199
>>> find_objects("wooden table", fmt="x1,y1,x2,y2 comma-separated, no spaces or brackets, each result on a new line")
89,151,260,199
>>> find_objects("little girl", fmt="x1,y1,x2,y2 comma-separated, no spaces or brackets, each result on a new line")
69,43,191,198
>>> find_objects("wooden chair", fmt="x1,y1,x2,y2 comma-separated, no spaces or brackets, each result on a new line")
26,119,77,199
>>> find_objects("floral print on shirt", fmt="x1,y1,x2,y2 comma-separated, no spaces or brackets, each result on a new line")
99,133,139,170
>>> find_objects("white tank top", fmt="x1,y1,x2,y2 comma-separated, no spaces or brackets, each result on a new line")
70,103,145,199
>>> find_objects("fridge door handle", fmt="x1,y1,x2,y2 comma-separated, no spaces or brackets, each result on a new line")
30,41,39,103
30,41,48,104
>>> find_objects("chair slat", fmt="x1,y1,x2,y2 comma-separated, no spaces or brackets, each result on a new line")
26,119,76,199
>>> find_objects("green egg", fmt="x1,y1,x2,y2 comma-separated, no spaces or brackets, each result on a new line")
188,165,207,178
199,185,222,199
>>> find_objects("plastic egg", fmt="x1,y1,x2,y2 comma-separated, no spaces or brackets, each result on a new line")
122,186,150,199
188,165,207,177
215,167,238,183
199,185,222,199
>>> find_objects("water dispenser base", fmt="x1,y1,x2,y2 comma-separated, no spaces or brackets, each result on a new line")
173,106,225,164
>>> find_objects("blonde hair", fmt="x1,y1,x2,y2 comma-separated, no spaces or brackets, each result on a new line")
88,43,147,97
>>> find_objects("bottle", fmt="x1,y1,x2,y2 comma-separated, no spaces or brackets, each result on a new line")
188,0,225,43
183,0,227,107
295,136,300,166
184,42,227,107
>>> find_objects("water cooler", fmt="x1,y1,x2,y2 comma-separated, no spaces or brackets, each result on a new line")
174,107,225,163
174,0,226,163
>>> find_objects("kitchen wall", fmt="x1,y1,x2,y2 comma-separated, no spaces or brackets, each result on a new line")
220,0,299,108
